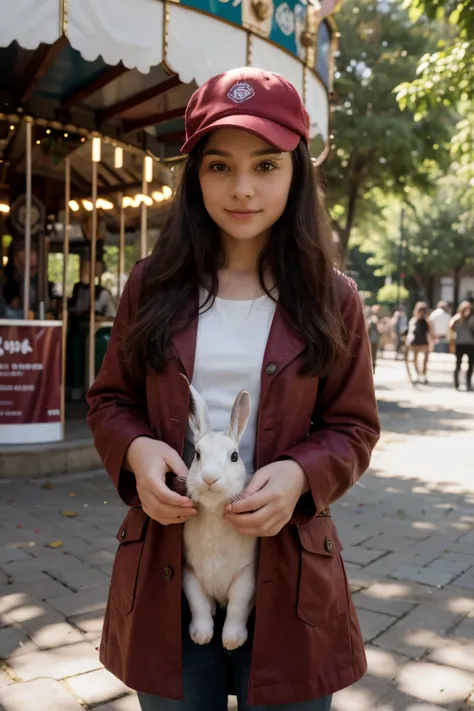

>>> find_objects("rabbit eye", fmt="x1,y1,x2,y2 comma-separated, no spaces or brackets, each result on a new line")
231,452,239,463
195,451,201,461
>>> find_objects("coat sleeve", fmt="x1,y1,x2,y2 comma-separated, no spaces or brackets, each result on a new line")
87,262,154,507
283,276,380,521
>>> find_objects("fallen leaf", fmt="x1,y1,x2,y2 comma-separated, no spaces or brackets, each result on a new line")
42,482,53,490
46,541,63,549
61,511,78,518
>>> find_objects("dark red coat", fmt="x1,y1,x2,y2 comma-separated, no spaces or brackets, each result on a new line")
87,261,380,706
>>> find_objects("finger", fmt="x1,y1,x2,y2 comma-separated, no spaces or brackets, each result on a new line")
225,504,273,529
145,502,197,521
154,479,194,508
227,487,273,514
141,488,196,517
243,469,270,498
162,446,189,481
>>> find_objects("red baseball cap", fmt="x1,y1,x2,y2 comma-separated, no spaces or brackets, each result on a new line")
181,67,310,155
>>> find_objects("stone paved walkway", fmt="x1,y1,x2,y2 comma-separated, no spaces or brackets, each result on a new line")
0,353,473,710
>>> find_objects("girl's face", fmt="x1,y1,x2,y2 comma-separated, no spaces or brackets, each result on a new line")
199,128,293,243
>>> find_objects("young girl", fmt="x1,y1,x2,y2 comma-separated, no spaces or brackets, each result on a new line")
87,67,380,711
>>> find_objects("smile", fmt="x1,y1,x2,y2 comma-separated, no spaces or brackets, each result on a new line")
225,209,261,219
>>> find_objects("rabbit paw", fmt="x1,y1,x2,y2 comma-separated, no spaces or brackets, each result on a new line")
189,617,214,645
222,621,248,651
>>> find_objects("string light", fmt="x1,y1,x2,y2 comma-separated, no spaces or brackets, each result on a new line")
133,194,153,207
36,140,41,145
69,200,80,212
9,125,15,131
46,129,51,135
82,200,93,211
152,191,164,202
64,132,68,138
114,147,123,169
162,185,172,198
96,199,114,210
0,203,10,214
92,137,101,163
144,156,153,183
122,196,134,208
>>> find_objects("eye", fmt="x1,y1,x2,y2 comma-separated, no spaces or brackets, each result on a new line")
195,451,201,461
209,162,229,172
257,161,277,173
231,452,239,463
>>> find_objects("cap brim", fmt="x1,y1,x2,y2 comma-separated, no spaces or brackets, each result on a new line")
181,114,301,154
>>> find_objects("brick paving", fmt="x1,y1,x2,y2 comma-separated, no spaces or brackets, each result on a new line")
0,353,473,710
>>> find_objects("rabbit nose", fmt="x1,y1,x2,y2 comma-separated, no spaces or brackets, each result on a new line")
202,474,218,487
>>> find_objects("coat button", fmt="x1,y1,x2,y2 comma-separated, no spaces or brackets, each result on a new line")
324,538,333,553
163,566,174,580
265,362,277,375
120,529,126,540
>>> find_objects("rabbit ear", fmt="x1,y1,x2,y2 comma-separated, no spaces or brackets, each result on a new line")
188,383,210,442
228,390,251,443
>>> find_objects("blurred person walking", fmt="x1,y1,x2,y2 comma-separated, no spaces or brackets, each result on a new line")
392,307,408,360
367,306,381,374
450,301,474,391
429,301,451,353
406,302,433,385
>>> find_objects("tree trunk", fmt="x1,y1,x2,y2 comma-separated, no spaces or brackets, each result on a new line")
338,181,358,267
425,275,435,307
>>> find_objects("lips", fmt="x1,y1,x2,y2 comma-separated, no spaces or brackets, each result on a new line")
225,209,261,219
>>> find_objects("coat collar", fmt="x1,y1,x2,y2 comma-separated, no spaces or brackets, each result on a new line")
170,296,306,385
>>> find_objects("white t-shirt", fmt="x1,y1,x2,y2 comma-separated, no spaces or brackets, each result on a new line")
191,293,277,475
429,308,451,338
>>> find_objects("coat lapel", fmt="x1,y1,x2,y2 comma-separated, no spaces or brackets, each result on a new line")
259,303,307,404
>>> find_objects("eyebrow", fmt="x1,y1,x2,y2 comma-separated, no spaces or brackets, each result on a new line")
202,148,284,158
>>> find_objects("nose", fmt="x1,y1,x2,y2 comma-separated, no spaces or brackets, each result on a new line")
202,474,219,487
232,173,255,201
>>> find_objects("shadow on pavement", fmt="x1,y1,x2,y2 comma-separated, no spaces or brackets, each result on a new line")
377,399,474,436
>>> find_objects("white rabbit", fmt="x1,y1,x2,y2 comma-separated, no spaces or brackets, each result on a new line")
181,378,258,651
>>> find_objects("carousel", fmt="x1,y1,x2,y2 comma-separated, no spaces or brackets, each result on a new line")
0,0,340,463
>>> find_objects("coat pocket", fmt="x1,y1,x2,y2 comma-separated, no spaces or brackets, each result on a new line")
110,507,149,615
296,516,347,627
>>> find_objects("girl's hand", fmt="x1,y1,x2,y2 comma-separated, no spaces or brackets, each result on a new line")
224,460,309,537
126,437,197,525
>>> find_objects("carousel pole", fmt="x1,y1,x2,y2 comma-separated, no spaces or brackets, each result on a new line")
23,119,33,319
140,156,152,259
88,137,100,388
118,193,125,298
60,157,71,437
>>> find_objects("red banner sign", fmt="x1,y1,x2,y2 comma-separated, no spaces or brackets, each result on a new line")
0,321,62,443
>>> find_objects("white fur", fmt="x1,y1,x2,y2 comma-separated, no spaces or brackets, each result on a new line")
182,378,257,650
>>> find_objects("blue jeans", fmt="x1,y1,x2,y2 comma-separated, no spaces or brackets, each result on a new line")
138,605,332,711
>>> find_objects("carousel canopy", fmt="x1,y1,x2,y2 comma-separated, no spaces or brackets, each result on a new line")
0,0,338,163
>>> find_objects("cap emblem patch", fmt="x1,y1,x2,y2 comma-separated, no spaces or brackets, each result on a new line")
227,82,255,104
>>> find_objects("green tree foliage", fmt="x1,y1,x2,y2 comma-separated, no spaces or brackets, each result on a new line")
359,178,474,306
396,0,474,176
407,0,473,37
324,0,452,262
377,282,409,305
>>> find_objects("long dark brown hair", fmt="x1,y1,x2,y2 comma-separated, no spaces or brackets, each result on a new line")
125,139,344,378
